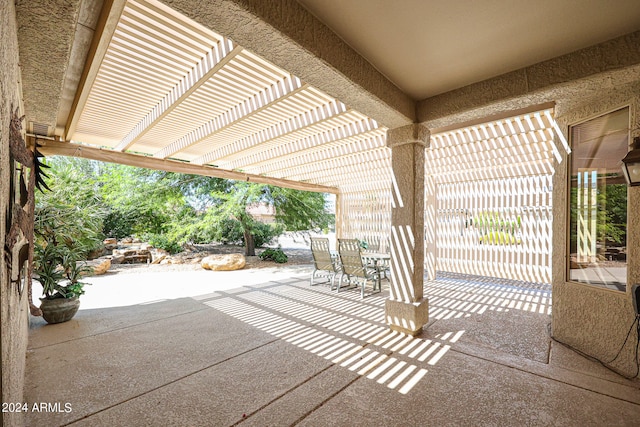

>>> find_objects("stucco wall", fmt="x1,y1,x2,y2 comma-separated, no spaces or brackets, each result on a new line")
552,86,640,376
1,1,29,426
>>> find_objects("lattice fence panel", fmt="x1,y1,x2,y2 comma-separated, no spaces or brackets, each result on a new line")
426,109,557,284
340,176,392,253
435,174,552,283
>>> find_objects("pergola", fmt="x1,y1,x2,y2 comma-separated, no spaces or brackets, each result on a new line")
8,0,640,368
33,0,389,196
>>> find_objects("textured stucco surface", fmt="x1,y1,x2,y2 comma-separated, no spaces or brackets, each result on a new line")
552,90,640,377
15,0,83,134
384,125,429,333
419,31,640,130
1,2,29,426
160,0,415,129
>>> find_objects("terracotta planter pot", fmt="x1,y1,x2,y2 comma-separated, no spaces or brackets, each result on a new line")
39,297,80,324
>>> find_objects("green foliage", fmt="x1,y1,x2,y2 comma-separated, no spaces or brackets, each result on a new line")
200,217,283,247
357,239,369,250
599,183,627,244
34,158,106,257
569,182,627,253
270,187,331,231
33,159,98,299
259,247,288,263
209,181,329,255
34,240,91,300
36,157,333,258
472,211,522,246
141,233,182,255
99,164,177,237
479,231,521,245
214,217,246,244
253,222,285,247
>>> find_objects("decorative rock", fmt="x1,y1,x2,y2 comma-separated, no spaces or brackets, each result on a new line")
151,248,169,260
110,254,125,265
92,258,111,275
201,254,246,271
151,254,166,264
87,247,106,260
103,238,117,245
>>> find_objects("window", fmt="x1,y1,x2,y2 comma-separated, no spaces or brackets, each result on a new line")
568,107,629,292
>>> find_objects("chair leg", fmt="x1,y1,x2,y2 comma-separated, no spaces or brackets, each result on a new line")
310,270,316,286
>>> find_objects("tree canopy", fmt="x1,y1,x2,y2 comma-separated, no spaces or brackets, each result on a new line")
35,157,333,257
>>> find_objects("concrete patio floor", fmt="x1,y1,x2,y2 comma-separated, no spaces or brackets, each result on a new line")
25,266,640,426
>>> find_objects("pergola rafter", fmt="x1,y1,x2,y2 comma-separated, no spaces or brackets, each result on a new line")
67,0,391,192
253,143,389,178
114,38,240,152
154,74,306,159
196,99,350,166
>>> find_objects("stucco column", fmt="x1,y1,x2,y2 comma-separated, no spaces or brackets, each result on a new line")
385,124,429,336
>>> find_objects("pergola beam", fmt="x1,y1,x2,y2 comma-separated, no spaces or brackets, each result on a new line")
35,139,339,194
64,0,128,140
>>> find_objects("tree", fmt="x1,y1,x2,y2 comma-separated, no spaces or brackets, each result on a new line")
34,158,105,257
36,157,333,256
211,182,332,256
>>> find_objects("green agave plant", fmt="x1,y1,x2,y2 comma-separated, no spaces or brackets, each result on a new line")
34,240,92,300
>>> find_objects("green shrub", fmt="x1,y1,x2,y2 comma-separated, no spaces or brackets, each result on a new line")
216,218,245,244
252,222,284,247
141,233,182,254
213,219,283,247
259,247,288,263
103,206,167,239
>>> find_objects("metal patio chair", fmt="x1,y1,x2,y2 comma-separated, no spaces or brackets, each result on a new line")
310,237,341,289
337,238,381,298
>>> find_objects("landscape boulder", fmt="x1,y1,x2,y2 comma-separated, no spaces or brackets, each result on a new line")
201,254,246,271
85,257,111,275
110,254,125,265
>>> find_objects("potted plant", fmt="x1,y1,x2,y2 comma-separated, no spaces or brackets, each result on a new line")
34,239,91,324
31,159,106,323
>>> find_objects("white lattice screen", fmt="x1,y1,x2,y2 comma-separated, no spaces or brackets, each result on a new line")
428,108,558,283
435,176,553,283
338,108,560,283
339,176,392,253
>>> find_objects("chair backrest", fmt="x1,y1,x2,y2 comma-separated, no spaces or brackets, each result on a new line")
310,237,336,272
338,239,366,278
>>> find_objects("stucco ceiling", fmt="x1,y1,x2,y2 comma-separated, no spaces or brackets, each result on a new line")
296,0,640,100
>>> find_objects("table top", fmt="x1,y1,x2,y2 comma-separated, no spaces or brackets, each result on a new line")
361,252,390,260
